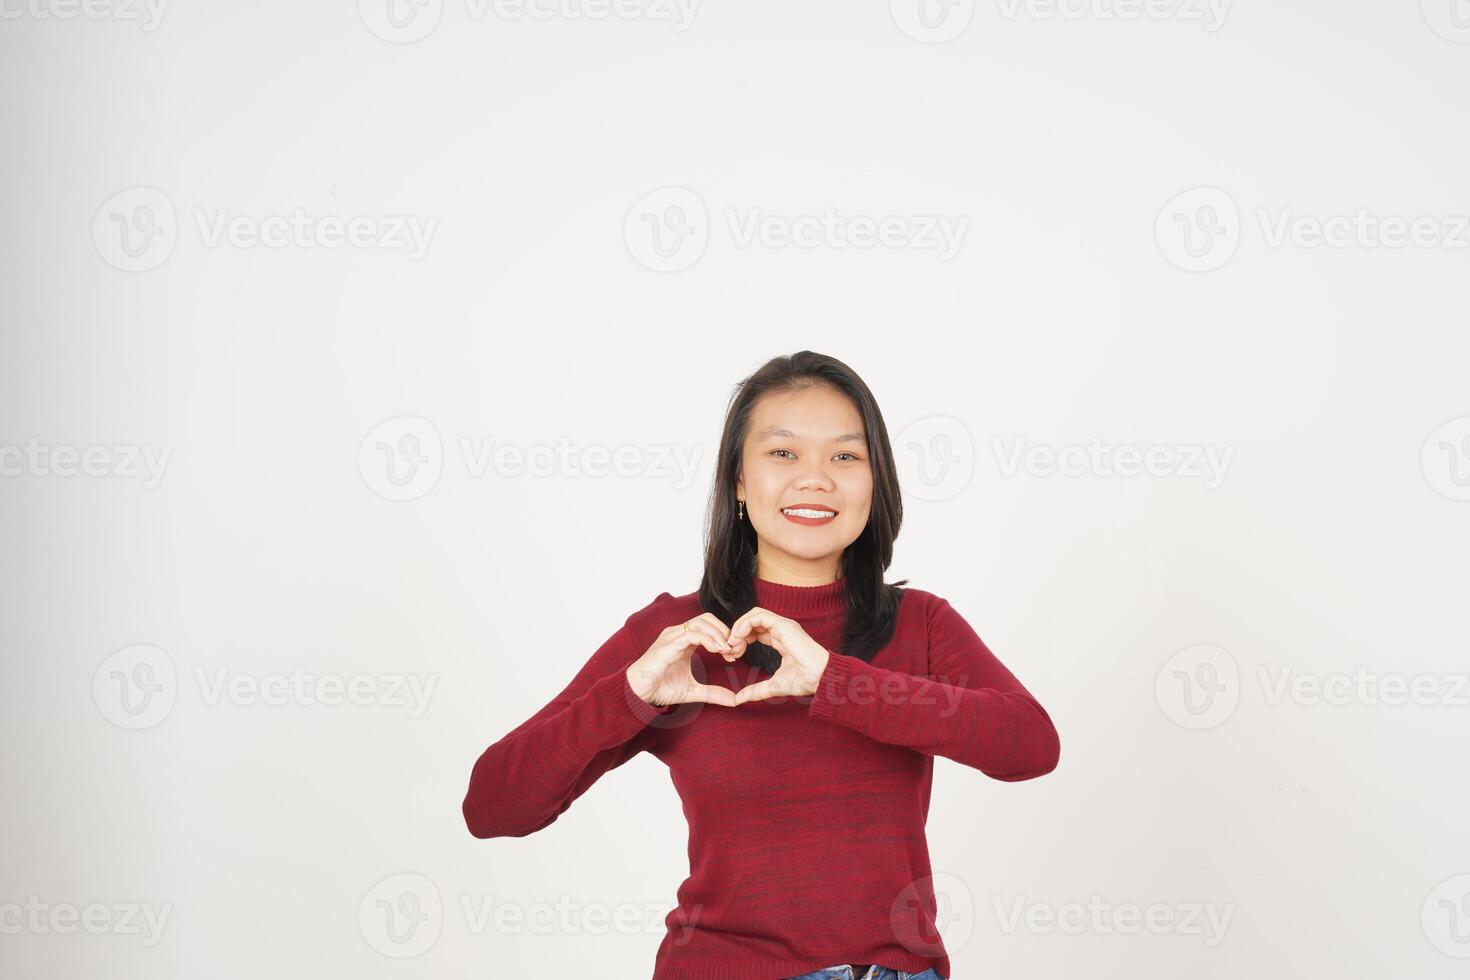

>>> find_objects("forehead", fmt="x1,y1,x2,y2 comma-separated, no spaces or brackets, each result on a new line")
749,387,866,443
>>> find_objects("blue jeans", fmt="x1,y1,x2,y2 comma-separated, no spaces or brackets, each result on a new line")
782,967,945,980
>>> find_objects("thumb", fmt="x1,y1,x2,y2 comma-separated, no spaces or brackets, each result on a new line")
685,682,736,707
733,677,783,706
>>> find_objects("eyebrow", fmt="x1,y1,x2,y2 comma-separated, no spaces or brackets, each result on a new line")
756,427,866,444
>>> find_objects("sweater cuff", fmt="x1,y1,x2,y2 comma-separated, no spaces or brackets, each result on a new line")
808,651,861,722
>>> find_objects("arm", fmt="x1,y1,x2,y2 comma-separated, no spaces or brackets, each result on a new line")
462,595,678,839
807,595,1060,781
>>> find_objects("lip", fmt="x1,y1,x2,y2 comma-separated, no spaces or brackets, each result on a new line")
781,503,838,526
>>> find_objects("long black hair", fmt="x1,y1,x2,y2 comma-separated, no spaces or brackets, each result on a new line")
699,351,909,676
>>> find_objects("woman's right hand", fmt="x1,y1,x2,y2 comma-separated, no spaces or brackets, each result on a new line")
625,613,745,709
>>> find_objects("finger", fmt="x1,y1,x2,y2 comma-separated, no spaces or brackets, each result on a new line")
691,611,734,636
729,607,785,645
662,614,730,641
717,616,758,660
720,632,760,664
690,612,742,660
733,677,780,706
669,618,733,656
684,682,736,707
731,626,777,659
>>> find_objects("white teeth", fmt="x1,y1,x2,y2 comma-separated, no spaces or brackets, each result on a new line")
783,508,836,518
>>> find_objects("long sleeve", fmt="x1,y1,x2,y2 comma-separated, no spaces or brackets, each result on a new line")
806,595,1060,781
462,594,679,839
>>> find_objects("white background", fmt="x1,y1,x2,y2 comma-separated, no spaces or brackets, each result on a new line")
2,1,1469,977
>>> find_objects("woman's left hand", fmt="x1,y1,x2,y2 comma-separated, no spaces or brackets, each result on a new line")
726,607,832,705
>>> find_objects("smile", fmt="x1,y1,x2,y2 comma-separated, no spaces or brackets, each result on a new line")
781,506,837,525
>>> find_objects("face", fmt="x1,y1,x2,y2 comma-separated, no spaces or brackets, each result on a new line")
735,385,873,583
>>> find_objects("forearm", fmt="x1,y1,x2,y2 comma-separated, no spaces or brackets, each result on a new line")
807,652,1060,781
463,668,672,838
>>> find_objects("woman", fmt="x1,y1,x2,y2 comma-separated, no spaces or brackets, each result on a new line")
462,351,1061,979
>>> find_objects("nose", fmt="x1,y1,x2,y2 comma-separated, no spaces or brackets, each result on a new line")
794,461,837,491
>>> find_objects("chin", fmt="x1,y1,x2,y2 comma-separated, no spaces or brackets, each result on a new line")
780,535,853,561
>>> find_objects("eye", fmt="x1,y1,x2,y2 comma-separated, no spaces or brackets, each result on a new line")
769,449,862,462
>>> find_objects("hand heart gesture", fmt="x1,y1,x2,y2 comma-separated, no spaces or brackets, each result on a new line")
725,606,832,706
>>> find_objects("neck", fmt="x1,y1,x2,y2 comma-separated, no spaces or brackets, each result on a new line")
754,551,843,589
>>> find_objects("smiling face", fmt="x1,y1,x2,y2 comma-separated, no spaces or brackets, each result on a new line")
735,385,874,586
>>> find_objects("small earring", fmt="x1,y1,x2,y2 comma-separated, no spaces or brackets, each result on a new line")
737,499,745,521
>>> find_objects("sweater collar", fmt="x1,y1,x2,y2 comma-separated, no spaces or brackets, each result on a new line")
754,575,848,619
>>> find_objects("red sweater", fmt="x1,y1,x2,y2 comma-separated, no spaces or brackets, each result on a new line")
462,576,1060,980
